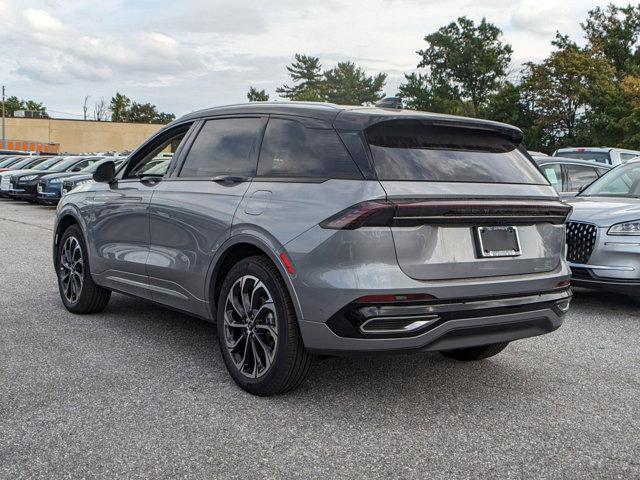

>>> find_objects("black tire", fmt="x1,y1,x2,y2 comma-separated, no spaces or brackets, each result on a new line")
440,342,509,361
216,255,314,396
56,224,111,314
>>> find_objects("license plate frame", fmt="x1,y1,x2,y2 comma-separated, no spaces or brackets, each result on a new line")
474,226,521,258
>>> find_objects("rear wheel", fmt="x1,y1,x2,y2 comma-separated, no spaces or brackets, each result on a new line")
217,255,314,396
440,342,509,361
56,225,111,314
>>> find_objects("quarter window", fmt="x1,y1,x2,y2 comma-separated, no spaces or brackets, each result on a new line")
257,118,361,179
566,165,599,192
180,118,262,177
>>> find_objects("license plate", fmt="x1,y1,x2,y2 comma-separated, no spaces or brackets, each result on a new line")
62,188,68,195
475,226,521,258
37,185,43,193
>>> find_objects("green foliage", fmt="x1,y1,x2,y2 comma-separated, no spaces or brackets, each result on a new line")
3,96,47,116
274,54,386,105
322,62,386,104
109,92,175,124
413,16,512,116
247,87,270,102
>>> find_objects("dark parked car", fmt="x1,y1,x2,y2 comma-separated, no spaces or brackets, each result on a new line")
54,102,572,395
0,157,55,197
8,156,100,202
57,158,127,198
534,156,611,198
36,157,109,205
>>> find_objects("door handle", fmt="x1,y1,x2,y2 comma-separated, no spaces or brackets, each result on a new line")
211,175,251,184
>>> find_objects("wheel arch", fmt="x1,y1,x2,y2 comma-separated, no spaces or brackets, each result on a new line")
52,208,87,269
206,234,303,324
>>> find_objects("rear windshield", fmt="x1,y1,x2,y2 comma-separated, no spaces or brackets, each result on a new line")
365,121,546,184
557,151,610,163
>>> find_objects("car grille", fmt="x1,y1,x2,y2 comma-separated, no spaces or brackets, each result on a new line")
566,221,597,264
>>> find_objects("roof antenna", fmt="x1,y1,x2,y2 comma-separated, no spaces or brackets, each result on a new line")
375,97,403,109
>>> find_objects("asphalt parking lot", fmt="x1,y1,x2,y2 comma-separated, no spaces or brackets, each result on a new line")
0,199,639,479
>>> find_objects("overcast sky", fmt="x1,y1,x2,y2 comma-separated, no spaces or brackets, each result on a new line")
0,0,631,119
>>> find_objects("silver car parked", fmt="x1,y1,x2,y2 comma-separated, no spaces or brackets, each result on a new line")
566,160,640,297
53,103,572,395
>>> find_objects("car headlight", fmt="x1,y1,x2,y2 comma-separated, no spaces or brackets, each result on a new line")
50,178,64,184
608,221,640,235
20,175,38,181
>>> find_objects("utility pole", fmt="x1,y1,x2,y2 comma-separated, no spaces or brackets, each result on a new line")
1,86,6,149
83,95,91,121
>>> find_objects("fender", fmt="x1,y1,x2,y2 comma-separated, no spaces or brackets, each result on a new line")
204,232,305,324
52,202,90,268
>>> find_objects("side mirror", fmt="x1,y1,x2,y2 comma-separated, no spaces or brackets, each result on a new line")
72,166,82,172
93,160,116,183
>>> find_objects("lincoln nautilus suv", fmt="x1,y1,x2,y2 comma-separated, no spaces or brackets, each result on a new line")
53,102,572,395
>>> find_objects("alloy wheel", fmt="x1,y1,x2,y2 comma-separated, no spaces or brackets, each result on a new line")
59,236,84,304
223,275,278,379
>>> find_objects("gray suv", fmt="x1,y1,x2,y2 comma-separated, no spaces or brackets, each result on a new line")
53,103,572,395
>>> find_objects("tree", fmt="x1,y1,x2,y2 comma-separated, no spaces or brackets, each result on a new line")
398,73,466,114
247,87,270,102
276,54,323,100
108,93,174,124
110,93,131,122
2,96,47,117
93,98,109,121
409,16,512,116
582,4,640,78
521,34,616,147
322,61,386,105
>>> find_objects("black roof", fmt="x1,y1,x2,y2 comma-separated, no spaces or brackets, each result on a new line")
170,102,523,143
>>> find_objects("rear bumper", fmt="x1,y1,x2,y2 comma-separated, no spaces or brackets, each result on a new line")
301,288,570,354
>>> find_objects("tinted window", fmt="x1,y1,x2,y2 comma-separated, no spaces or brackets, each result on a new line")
180,118,262,177
558,151,610,164
566,165,598,191
9,158,34,169
366,121,547,184
257,119,361,179
541,163,562,191
128,128,189,178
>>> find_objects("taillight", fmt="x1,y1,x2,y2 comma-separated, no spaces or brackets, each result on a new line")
319,200,396,230
320,198,571,230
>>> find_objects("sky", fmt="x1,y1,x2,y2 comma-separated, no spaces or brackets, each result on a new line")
0,0,632,119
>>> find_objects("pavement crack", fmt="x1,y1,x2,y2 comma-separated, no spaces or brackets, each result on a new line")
0,216,53,232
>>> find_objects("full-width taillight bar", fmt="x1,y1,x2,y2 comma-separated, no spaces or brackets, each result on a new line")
320,198,572,230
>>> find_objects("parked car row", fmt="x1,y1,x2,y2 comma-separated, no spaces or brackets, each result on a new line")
0,154,131,204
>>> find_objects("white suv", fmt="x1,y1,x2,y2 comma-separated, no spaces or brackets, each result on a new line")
554,147,640,166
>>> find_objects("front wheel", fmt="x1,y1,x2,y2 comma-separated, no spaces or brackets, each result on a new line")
216,256,314,396
56,225,111,314
440,342,509,361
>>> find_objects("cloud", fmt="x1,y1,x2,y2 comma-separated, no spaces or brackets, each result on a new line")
510,0,572,36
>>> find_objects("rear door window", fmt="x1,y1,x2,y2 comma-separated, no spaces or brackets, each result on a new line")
180,118,262,177
257,118,362,179
565,164,599,191
365,121,547,184
559,151,611,164
541,163,563,191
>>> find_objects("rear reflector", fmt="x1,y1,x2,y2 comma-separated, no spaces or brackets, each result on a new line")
355,293,436,303
279,252,295,274
320,198,572,230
